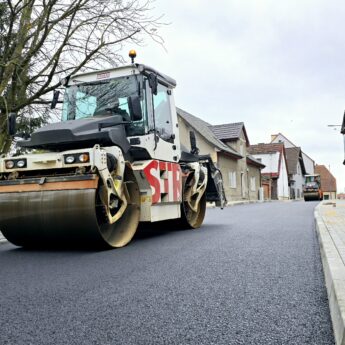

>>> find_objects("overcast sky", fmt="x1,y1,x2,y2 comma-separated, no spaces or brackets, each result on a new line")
126,0,345,192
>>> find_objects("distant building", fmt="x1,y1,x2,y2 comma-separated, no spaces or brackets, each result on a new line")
285,147,306,199
177,108,265,202
315,165,337,200
248,143,289,200
271,133,315,174
210,122,263,200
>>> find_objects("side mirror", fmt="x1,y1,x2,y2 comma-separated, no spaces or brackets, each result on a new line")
51,90,60,109
148,73,158,95
189,131,199,155
8,112,17,136
128,96,143,121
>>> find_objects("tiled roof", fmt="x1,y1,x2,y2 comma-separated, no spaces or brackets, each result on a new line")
248,143,284,155
210,122,244,141
285,147,306,175
176,108,242,158
315,165,337,192
247,155,265,168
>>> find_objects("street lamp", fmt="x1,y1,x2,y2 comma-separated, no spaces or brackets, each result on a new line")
328,124,341,130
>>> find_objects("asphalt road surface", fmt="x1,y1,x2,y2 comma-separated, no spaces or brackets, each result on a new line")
0,201,334,345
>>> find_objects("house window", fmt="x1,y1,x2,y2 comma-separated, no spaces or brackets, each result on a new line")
250,177,256,191
229,171,237,188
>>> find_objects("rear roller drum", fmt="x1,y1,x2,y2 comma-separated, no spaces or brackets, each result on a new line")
178,176,207,229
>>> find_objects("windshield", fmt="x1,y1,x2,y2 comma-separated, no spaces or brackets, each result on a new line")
305,181,319,188
62,75,147,136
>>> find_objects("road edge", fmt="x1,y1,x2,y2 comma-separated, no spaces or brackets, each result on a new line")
314,204,345,345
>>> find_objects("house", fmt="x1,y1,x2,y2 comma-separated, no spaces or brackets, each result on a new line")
248,143,289,200
285,147,306,199
177,108,264,201
210,122,264,200
271,133,315,174
315,165,337,200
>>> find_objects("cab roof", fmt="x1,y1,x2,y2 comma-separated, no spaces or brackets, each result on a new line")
70,64,176,88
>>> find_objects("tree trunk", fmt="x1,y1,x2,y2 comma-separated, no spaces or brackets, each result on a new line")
0,112,12,154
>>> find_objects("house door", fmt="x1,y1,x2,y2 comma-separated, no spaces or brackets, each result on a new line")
263,184,269,199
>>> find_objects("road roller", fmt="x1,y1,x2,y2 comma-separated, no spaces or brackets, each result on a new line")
0,52,226,248
304,174,323,201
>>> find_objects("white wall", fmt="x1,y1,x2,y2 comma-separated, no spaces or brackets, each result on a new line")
272,134,315,175
291,160,305,199
253,153,279,174
277,153,290,199
272,134,295,148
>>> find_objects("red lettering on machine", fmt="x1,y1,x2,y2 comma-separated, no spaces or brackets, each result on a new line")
143,160,182,204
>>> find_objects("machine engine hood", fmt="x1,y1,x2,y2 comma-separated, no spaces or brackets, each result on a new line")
18,115,131,152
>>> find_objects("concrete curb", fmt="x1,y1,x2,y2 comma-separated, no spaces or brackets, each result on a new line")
314,204,345,345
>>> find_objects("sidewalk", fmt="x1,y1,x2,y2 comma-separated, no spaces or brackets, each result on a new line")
315,200,345,345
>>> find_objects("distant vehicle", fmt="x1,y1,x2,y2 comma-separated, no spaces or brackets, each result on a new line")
304,174,323,201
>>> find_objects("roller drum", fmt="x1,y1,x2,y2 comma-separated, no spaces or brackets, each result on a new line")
0,189,104,247
0,172,140,248
304,192,319,202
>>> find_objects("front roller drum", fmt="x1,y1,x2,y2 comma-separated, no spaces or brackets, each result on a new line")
304,192,320,202
0,171,140,248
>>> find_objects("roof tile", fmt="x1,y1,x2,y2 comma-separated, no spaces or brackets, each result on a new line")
248,143,284,155
209,122,244,140
285,147,306,175
315,165,337,192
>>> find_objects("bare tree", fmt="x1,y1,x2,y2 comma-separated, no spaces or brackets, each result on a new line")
0,0,163,152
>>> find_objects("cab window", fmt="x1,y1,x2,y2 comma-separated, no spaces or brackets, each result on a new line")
153,84,173,142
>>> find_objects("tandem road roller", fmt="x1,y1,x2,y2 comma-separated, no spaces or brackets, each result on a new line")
0,52,226,248
303,174,323,201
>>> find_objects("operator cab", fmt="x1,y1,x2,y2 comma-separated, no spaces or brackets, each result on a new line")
14,53,181,162
62,64,176,140
60,62,180,161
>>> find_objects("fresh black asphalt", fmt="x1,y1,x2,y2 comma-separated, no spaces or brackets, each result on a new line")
0,201,334,345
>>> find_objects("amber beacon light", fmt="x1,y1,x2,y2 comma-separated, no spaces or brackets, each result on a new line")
129,50,137,63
